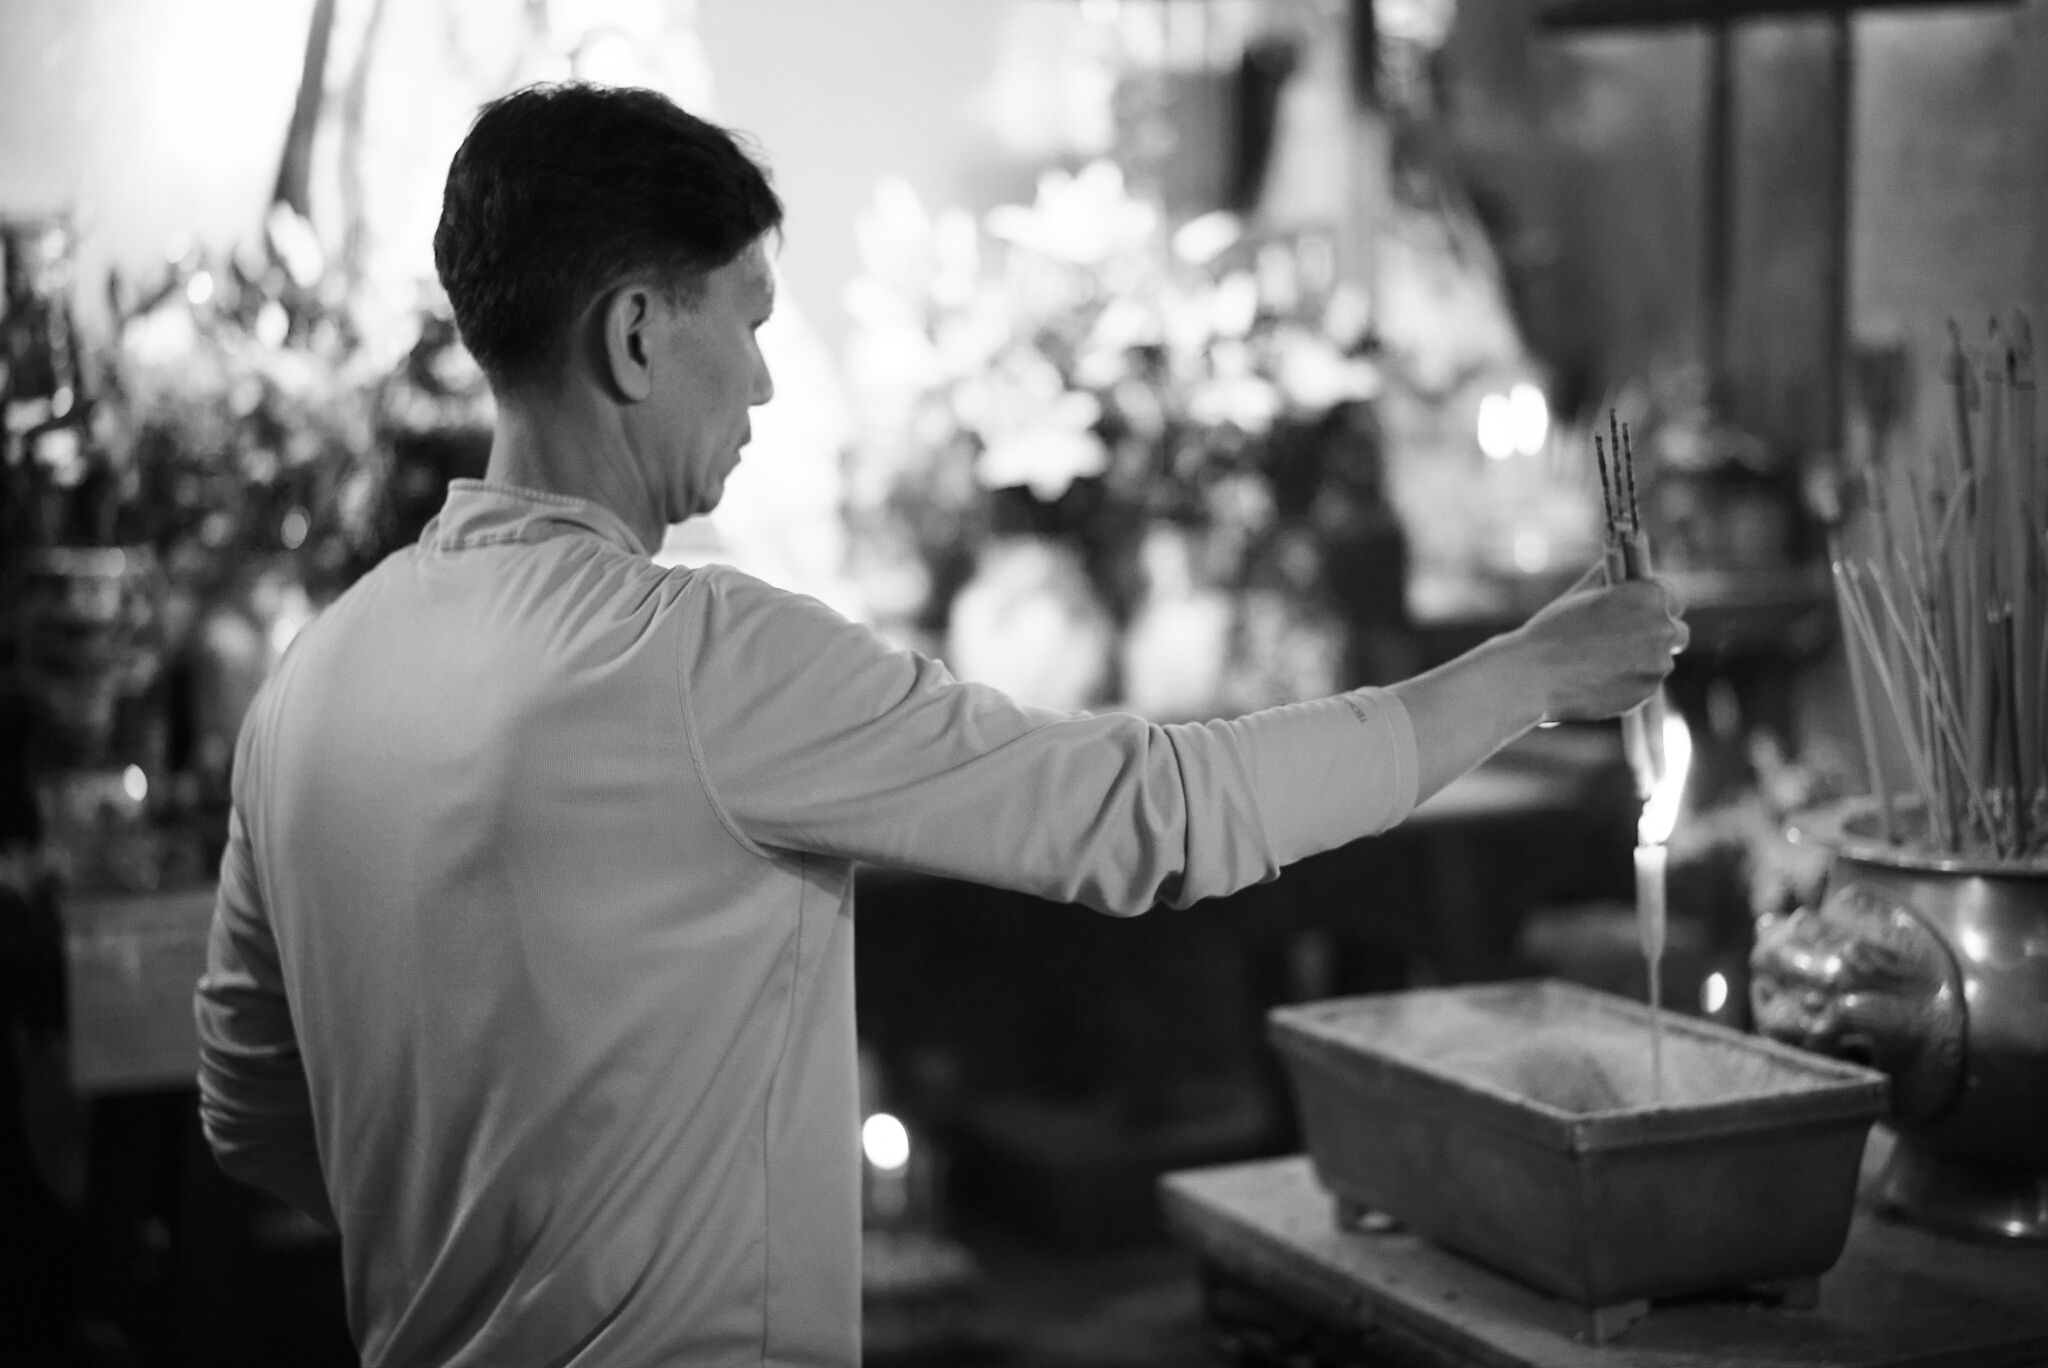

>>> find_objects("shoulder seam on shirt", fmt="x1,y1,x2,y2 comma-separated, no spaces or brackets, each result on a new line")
231,677,283,937
672,569,778,862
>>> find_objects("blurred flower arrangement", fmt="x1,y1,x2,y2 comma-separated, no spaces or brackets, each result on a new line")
92,206,490,609
3,206,491,888
842,161,1405,715
97,212,491,786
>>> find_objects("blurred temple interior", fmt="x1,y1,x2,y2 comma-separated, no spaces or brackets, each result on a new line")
4,0,2048,1364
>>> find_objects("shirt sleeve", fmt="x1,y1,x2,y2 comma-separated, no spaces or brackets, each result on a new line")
193,728,336,1229
677,568,1418,914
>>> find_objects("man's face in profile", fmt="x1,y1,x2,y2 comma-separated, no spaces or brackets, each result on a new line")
647,239,776,522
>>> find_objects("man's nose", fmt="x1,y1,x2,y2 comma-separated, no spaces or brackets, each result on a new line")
751,351,775,407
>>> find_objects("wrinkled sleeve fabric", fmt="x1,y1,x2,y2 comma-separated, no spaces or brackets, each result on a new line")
194,724,335,1230
678,568,1417,915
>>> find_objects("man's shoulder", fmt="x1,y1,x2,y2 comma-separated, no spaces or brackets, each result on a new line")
671,561,912,676
679,561,857,630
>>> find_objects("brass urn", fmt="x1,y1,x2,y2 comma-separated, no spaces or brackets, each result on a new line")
1752,797,2048,1242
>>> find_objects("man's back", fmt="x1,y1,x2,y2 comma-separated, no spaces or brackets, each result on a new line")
201,483,862,1365
200,481,1424,1367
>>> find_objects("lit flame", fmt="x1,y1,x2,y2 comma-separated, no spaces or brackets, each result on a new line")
861,1113,911,1173
1637,708,1692,846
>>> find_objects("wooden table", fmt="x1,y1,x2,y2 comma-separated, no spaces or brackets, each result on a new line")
1161,1132,2048,1368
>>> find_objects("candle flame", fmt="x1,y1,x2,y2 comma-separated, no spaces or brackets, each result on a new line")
1637,709,1692,845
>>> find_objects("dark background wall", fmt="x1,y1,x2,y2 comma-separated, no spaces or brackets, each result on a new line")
1434,0,2048,467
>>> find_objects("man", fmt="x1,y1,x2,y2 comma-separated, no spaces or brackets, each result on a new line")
196,84,1685,1366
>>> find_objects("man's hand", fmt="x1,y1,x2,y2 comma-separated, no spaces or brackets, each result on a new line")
1508,576,1689,723
1387,567,1687,805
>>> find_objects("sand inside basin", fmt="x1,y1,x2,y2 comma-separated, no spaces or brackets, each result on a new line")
1308,991,1829,1114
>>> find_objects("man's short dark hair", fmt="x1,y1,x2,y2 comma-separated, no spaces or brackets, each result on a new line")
434,83,783,389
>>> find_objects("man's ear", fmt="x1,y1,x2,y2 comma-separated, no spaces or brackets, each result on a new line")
600,284,658,402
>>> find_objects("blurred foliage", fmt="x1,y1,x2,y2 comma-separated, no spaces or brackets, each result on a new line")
842,161,1396,640
81,206,493,610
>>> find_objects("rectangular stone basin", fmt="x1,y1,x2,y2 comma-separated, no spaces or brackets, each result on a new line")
1270,979,1889,1314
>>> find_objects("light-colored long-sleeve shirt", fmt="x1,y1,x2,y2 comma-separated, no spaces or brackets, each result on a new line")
195,479,1418,1367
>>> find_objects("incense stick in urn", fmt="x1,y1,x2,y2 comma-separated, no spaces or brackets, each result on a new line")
1829,313,2048,864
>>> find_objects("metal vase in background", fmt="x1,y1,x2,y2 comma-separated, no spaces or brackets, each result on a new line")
21,545,172,894
1752,797,2048,1242
22,547,165,762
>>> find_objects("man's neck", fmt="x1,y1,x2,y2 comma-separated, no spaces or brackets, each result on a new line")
483,392,666,556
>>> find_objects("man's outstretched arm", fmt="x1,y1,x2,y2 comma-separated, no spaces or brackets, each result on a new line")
683,564,1685,914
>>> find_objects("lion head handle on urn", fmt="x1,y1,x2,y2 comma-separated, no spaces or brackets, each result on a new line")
1750,882,1968,1123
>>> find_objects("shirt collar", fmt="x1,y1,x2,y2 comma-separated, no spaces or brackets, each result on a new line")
420,480,653,557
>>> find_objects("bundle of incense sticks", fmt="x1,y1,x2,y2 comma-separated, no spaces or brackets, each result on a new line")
1594,413,1671,796
1832,314,2048,863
